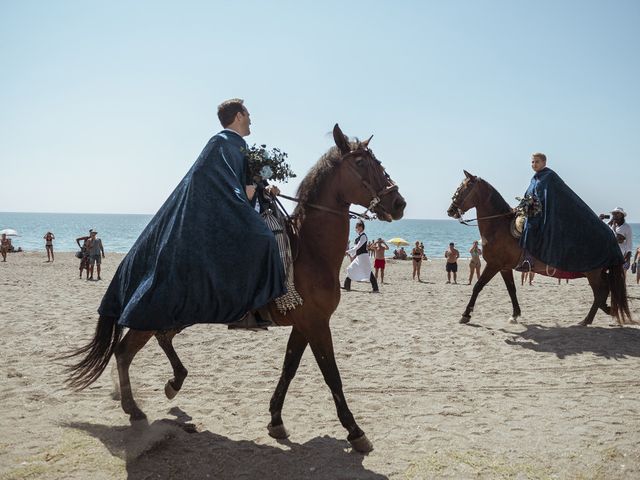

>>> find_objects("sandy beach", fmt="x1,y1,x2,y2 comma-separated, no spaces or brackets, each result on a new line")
1,252,639,479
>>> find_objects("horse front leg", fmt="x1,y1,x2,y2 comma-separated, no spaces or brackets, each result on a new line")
500,270,521,324
268,327,308,440
460,264,501,324
155,330,188,399
114,329,155,422
307,325,372,453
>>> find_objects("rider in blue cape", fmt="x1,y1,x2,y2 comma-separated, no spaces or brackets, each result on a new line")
98,99,286,330
520,152,623,273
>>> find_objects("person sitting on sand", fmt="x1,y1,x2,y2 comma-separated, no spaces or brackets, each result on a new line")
398,247,407,260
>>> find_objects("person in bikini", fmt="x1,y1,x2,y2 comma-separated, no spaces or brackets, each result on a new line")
468,240,482,284
411,240,423,281
44,232,55,262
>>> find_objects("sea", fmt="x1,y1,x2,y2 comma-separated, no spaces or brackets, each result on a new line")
1,212,639,259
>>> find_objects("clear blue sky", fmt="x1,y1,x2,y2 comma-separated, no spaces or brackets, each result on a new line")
1,1,638,220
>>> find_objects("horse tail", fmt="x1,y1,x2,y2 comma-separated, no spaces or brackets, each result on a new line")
608,264,632,324
62,315,123,390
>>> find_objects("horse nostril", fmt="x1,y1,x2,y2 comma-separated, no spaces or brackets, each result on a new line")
394,198,406,212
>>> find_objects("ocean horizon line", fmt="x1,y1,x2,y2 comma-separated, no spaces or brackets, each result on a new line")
0,210,453,221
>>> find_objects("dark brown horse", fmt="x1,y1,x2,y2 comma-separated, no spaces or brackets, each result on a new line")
65,124,406,453
447,171,631,326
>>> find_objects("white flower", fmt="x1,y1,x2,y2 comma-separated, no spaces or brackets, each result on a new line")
260,165,273,179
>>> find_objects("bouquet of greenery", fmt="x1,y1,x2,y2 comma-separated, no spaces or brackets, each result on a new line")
245,144,296,183
515,194,542,218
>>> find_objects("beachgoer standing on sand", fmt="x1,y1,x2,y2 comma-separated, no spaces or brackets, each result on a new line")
0,233,9,262
633,246,640,285
76,230,92,279
412,241,423,281
87,230,105,280
44,232,55,262
468,240,482,284
371,238,389,284
343,220,379,293
445,242,460,284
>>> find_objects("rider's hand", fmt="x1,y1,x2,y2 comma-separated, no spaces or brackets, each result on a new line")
265,185,280,197
245,184,257,200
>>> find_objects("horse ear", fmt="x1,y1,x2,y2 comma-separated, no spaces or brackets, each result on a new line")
463,170,476,180
333,124,351,154
361,135,374,149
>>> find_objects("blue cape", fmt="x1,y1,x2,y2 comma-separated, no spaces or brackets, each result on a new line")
98,130,286,330
519,167,623,272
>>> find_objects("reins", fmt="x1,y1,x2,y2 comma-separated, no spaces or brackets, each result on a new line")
456,211,513,226
273,146,397,222
276,193,374,221
450,177,513,226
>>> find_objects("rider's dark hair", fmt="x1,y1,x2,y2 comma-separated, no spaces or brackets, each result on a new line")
217,98,245,128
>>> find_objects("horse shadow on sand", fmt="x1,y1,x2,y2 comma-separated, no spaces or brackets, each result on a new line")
66,407,387,480
499,323,640,360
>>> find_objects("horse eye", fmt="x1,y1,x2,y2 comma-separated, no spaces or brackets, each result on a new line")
355,158,364,166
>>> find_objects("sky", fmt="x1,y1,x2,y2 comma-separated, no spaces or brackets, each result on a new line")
1,0,639,220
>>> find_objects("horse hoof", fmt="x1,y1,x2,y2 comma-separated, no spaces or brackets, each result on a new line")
267,422,289,439
349,434,374,453
165,381,179,400
460,316,471,324
128,409,148,423
508,316,518,324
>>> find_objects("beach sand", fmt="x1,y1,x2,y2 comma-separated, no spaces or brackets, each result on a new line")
1,252,640,479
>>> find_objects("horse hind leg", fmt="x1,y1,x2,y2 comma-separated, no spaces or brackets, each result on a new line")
115,329,155,421
155,330,188,400
579,272,605,326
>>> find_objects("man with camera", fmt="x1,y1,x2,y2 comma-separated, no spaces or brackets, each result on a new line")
600,208,633,274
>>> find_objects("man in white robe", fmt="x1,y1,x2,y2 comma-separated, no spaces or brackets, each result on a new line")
342,220,379,293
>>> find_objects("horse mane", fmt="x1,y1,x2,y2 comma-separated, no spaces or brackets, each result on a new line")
477,177,513,213
293,139,359,218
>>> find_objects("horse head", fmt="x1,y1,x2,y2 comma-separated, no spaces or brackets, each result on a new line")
447,170,480,219
332,124,405,222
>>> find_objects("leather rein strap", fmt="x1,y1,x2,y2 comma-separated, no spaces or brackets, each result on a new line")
276,147,398,221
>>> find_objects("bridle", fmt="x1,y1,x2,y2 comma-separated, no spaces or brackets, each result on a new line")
450,177,512,225
277,146,398,221
341,147,399,218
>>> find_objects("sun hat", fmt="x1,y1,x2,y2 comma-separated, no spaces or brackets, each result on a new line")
611,207,626,217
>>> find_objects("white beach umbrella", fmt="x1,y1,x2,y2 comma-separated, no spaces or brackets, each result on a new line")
0,228,19,236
